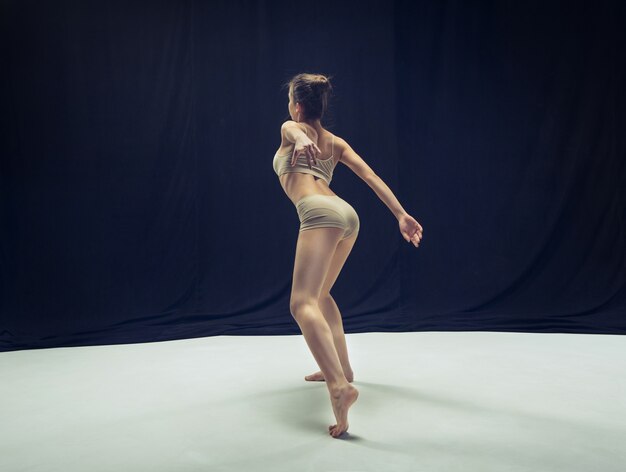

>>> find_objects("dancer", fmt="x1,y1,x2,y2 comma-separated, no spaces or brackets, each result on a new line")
272,73,423,438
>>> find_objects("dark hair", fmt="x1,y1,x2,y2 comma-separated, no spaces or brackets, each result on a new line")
283,72,333,121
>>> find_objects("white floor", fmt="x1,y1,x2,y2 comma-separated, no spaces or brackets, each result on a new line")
1,331,625,472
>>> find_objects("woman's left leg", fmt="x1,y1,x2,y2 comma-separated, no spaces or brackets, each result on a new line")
290,226,347,389
290,226,359,437
305,228,359,382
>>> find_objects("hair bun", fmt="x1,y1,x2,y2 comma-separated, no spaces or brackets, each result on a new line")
313,75,332,94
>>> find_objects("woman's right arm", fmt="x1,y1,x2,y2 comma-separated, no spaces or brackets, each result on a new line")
281,121,321,167
281,121,308,143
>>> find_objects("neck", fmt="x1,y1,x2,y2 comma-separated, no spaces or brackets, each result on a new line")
301,118,322,132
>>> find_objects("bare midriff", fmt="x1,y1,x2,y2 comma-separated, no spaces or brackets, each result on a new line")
278,171,337,206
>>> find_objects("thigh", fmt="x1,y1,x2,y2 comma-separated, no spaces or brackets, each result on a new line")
291,226,344,306
321,230,358,296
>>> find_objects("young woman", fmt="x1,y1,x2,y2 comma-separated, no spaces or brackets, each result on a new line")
272,73,423,438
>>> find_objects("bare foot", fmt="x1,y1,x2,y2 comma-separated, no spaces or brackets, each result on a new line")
305,370,354,383
328,384,359,438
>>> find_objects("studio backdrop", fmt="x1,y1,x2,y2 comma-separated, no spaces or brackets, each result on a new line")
1,0,625,352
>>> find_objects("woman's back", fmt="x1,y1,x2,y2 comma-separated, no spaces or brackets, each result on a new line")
273,122,342,205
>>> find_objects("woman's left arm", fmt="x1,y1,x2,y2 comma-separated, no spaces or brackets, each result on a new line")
338,137,423,247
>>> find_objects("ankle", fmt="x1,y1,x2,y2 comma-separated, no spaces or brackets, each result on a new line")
328,380,351,395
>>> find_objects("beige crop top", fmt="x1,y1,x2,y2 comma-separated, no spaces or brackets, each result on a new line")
272,128,337,185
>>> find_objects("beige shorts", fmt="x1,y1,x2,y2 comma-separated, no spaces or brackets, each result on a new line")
295,194,360,239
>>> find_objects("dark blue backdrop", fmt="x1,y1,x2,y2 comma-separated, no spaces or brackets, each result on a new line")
1,0,624,352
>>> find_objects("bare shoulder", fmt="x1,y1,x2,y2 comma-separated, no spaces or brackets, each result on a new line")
331,135,349,160
280,120,303,131
332,135,358,164
281,120,317,139
332,135,376,181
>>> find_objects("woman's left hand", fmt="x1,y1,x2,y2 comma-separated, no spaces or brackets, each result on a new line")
398,214,423,247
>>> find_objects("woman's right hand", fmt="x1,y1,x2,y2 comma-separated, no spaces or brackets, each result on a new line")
292,136,321,169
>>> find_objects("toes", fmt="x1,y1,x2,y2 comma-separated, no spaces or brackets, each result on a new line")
305,372,325,381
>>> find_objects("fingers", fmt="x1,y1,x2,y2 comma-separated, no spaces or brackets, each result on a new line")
401,221,423,246
412,229,422,247
408,215,423,233
292,145,320,168
310,144,320,161
406,226,423,247
414,221,424,237
292,150,306,166
306,145,320,168
306,147,314,168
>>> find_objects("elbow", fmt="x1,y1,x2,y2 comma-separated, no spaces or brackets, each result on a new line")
363,172,378,183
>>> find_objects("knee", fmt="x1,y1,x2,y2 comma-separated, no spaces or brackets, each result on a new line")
318,292,332,303
289,296,318,319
